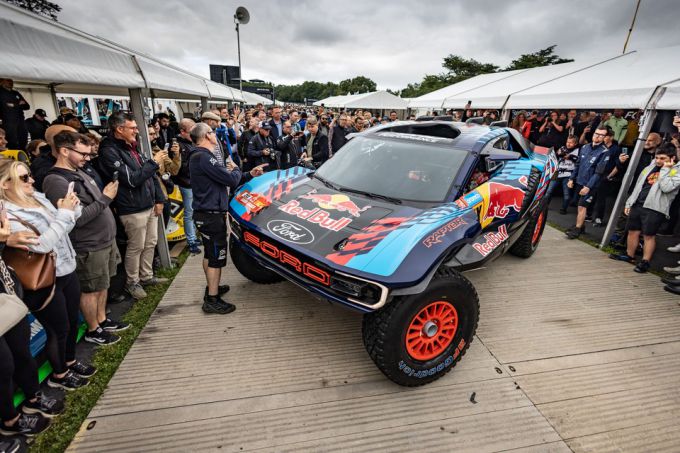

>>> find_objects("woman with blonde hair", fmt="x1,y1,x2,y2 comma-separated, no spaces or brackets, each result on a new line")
511,111,527,133
0,159,93,391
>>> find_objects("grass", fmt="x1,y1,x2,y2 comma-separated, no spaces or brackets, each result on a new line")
29,250,189,453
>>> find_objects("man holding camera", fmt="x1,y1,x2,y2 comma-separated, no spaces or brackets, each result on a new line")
247,122,276,171
276,120,304,170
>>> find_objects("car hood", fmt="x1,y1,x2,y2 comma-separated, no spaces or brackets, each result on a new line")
229,168,480,284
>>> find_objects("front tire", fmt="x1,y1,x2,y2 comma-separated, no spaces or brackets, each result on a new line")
362,267,479,386
229,240,284,284
509,205,548,258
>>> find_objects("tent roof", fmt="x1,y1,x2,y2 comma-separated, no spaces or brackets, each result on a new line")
408,70,527,109
0,2,241,101
342,91,408,109
506,46,680,110
658,79,680,110
442,57,623,109
241,91,273,105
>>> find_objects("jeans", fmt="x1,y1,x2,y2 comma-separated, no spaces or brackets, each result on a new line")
548,177,572,211
179,186,198,245
0,317,39,421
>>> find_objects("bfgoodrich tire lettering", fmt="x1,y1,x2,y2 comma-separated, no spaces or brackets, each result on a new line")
362,267,479,386
229,239,285,284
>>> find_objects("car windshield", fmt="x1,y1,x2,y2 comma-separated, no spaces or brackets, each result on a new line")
314,135,468,203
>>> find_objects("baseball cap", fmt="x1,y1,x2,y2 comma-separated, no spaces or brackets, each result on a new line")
35,109,47,117
259,121,272,130
201,111,221,122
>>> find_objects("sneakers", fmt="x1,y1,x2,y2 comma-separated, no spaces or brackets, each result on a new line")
47,371,88,391
663,285,680,295
634,260,651,273
84,327,120,346
0,413,49,437
202,295,236,315
140,276,169,287
0,437,26,453
559,208,567,215
566,226,585,239
189,243,201,255
125,282,147,300
204,285,230,298
662,275,680,285
585,215,593,222
663,264,680,274
668,244,680,253
593,218,603,227
609,253,635,263
68,360,97,378
21,392,64,418
100,318,130,332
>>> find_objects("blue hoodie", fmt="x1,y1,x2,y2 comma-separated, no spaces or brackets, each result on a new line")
570,142,608,189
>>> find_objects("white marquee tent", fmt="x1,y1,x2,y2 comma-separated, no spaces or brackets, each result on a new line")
241,90,274,106
314,91,407,110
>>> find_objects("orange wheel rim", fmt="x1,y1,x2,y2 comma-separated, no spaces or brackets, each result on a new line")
532,212,545,245
405,301,458,361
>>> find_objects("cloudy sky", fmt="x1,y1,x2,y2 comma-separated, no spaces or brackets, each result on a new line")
58,0,680,90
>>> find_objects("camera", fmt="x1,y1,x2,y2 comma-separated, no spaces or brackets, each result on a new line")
269,149,281,160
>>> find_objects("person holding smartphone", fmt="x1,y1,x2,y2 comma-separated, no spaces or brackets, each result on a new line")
610,143,680,274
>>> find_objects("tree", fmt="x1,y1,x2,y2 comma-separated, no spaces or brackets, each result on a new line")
504,45,573,71
442,55,499,82
338,76,377,95
274,76,377,103
6,0,61,20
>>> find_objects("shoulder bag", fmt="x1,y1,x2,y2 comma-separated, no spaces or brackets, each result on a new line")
2,216,56,294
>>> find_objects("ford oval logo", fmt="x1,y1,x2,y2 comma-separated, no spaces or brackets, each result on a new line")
266,220,315,245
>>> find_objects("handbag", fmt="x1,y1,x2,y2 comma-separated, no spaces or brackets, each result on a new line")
2,216,56,292
0,258,29,336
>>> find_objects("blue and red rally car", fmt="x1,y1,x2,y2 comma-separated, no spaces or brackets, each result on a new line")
229,121,557,386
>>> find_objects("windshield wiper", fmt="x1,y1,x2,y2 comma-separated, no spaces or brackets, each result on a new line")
338,187,402,204
313,174,340,191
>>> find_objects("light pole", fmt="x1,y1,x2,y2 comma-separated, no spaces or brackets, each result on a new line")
234,6,250,93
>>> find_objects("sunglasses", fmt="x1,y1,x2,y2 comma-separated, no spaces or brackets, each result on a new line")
18,172,32,183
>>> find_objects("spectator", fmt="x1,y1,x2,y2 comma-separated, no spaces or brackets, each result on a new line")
0,217,63,436
298,111,308,130
238,118,259,171
604,109,628,144
83,132,104,190
548,135,580,215
330,113,349,156
592,126,621,227
579,111,600,145
99,112,167,300
24,109,50,141
610,143,680,273
172,118,201,255
621,111,641,149
43,131,128,345
0,128,6,154
290,110,301,133
521,110,542,143
0,159,93,391
537,110,565,149
247,122,276,170
201,111,227,166
26,139,47,161
63,114,89,134
215,110,238,167
276,121,303,170
511,111,527,133
32,125,75,192
302,116,329,168
268,107,283,140
618,132,662,185
389,111,398,122
156,112,174,150
564,110,579,136
188,123,266,314
565,125,609,239
0,79,30,150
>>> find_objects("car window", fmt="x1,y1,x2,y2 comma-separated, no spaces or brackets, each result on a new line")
315,136,468,203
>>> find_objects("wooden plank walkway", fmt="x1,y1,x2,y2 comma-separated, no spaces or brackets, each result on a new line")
68,227,680,452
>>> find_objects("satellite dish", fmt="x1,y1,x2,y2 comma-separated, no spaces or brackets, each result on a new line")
234,6,250,24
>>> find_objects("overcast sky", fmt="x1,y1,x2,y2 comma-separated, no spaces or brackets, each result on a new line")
58,0,680,90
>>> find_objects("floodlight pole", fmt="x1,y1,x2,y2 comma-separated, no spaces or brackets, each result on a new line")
235,18,243,92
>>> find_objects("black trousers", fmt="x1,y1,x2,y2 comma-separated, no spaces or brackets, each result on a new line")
593,180,621,221
0,317,39,421
23,272,81,375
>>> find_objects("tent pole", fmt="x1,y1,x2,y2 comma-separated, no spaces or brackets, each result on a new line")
129,88,173,269
200,97,209,116
599,86,666,248
48,84,60,119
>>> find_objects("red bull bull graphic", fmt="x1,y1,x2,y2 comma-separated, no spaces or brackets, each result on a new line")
472,224,509,257
476,182,525,228
235,190,270,214
278,200,353,231
422,218,467,248
299,190,371,218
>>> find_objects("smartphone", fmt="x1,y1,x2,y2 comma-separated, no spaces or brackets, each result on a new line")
163,143,170,152
67,181,75,194
621,147,629,156
112,170,119,182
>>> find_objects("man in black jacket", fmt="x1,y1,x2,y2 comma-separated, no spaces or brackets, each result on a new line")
268,106,283,141
189,123,266,314
247,123,276,171
99,112,167,300
330,113,349,156
171,118,201,255
302,116,329,167
238,118,259,171
24,109,50,141
276,120,303,170
0,79,30,149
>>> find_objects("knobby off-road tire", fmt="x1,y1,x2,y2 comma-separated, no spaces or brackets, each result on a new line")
509,204,548,258
518,167,542,217
229,240,284,284
362,267,479,386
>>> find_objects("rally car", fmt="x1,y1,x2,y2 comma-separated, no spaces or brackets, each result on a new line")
228,121,557,386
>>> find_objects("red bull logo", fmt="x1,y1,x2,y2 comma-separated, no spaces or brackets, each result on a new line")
299,190,371,218
278,200,352,231
472,224,509,257
476,182,525,228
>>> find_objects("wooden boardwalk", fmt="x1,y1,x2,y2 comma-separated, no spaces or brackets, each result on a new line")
68,227,680,452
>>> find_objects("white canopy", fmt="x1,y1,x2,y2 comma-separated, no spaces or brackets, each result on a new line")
314,95,349,107
204,80,245,103
241,90,273,105
408,70,526,109
506,46,680,110
314,91,407,110
442,57,623,109
0,1,242,101
657,79,680,110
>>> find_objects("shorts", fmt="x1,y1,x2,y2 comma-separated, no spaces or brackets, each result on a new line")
573,184,596,207
626,205,666,236
75,242,120,293
194,212,227,268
